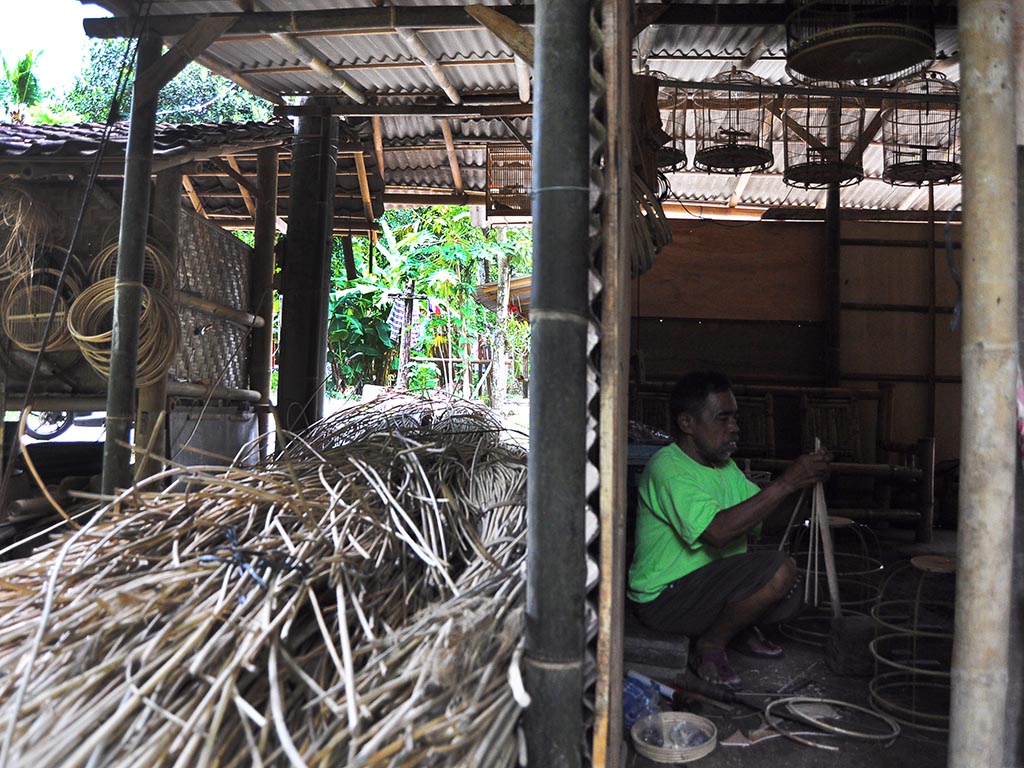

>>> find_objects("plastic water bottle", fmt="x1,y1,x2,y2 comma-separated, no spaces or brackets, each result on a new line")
622,672,661,730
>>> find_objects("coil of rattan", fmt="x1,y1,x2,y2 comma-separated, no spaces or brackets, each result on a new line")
88,240,175,291
1,264,86,352
68,277,180,387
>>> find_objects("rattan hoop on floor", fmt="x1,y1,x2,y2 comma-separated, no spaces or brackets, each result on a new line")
68,277,180,387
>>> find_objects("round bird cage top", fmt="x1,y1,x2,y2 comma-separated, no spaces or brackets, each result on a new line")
693,70,775,174
882,71,961,185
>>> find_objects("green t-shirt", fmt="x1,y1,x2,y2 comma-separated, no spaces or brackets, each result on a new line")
628,442,760,603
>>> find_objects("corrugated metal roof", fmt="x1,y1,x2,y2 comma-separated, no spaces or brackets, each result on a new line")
80,0,963,216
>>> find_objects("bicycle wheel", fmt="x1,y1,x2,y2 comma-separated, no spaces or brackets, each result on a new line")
25,411,74,440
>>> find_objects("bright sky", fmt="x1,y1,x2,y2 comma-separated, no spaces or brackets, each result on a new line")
0,1,111,94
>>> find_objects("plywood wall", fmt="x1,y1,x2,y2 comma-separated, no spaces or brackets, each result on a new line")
631,217,963,463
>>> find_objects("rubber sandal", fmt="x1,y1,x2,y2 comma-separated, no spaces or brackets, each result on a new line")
729,626,784,659
690,646,742,690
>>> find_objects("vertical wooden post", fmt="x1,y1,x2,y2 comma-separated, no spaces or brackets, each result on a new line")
101,32,162,495
492,249,510,408
927,183,937,437
950,0,1018,764
134,166,180,481
396,280,415,389
824,183,841,387
591,0,631,764
251,146,279,460
278,103,337,431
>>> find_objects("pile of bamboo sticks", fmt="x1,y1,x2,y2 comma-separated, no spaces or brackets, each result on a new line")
0,395,529,767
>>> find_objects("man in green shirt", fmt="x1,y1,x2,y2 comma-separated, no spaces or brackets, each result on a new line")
628,371,830,689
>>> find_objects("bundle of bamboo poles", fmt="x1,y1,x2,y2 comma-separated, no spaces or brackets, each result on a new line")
0,395,529,768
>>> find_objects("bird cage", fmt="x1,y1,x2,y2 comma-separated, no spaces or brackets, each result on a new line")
783,86,865,188
486,145,532,216
882,71,960,185
656,82,688,173
786,0,935,84
692,70,774,174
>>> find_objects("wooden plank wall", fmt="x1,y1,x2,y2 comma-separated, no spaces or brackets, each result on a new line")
631,217,962,463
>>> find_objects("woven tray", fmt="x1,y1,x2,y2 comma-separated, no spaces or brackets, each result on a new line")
630,711,717,763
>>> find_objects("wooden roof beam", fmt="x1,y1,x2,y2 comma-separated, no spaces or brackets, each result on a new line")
181,175,208,217
135,17,237,103
274,102,531,118
86,6,537,39
227,156,256,217
150,138,289,173
439,118,464,194
353,153,376,224
465,5,534,63
371,116,387,184
727,172,751,208
269,32,365,103
394,28,462,105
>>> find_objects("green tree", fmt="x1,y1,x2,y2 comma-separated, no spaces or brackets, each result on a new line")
325,206,531,397
63,39,273,124
0,50,44,123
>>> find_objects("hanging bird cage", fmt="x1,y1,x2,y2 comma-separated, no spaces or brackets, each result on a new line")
786,0,935,84
692,70,774,174
656,82,688,173
486,145,532,216
783,86,865,188
882,71,960,185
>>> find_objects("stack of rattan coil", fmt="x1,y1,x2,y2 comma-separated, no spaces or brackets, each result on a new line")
1,250,86,353
88,240,176,291
68,241,180,386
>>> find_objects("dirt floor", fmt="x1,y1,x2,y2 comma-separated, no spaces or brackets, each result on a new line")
625,528,956,768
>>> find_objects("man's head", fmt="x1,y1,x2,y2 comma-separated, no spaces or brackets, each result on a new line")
669,371,740,467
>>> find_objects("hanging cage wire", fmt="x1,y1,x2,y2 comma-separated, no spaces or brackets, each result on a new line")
782,85,866,188
692,70,774,174
656,82,688,173
786,0,935,85
881,71,960,185
486,144,532,217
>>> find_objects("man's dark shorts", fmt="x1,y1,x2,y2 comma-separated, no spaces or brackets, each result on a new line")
629,550,788,637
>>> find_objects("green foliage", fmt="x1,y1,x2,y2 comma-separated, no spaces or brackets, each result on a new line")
63,39,273,124
1,51,44,107
325,206,532,396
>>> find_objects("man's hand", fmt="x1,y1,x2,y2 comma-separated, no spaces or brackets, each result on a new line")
778,451,831,492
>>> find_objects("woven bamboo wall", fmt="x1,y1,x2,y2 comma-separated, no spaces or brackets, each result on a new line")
171,211,252,390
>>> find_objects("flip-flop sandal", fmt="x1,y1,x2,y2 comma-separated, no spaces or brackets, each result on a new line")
690,646,743,690
729,626,784,659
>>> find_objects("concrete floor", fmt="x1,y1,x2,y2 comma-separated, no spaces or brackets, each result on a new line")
625,529,956,768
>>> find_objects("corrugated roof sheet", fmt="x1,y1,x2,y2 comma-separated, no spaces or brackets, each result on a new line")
81,0,963,215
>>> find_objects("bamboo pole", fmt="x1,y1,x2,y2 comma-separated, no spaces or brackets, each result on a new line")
591,0,631,763
251,146,279,461
101,32,163,495
949,0,1018,765
524,1,590,765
